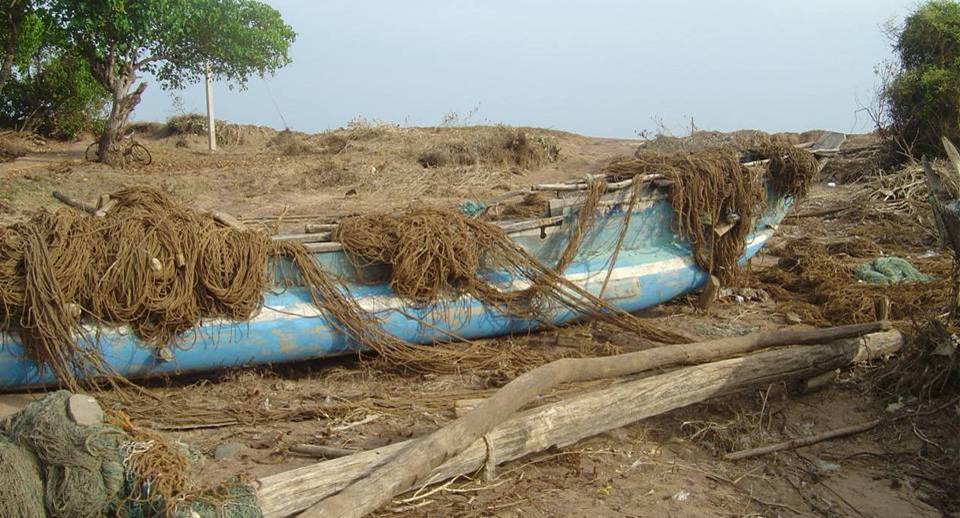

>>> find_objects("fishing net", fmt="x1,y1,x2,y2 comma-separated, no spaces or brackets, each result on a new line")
854,256,935,284
603,151,763,283
0,391,261,517
0,187,413,388
0,433,45,518
757,238,951,324
752,142,821,199
0,183,686,384
333,181,685,346
601,144,818,283
3,391,126,517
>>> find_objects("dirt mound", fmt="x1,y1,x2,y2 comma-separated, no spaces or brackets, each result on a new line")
130,114,279,147
635,129,824,155
417,126,560,170
0,131,47,162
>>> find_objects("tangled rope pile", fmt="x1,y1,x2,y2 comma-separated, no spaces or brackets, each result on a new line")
0,391,259,517
0,184,688,385
601,144,818,283
0,187,404,388
758,238,951,325
334,183,684,346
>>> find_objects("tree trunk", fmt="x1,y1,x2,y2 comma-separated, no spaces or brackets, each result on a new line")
97,81,147,165
0,49,14,94
0,4,23,95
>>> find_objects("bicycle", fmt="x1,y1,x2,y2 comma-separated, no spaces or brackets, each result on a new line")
85,131,152,166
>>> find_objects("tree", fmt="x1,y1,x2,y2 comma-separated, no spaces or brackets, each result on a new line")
0,0,43,93
51,0,295,164
1,52,108,139
881,0,960,158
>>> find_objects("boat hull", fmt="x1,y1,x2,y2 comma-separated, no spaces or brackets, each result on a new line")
0,193,790,389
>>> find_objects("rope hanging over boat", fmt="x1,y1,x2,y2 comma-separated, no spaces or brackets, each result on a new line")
601,143,819,283
0,183,685,388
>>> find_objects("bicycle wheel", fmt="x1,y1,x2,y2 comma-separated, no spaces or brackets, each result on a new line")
84,142,100,162
128,142,152,166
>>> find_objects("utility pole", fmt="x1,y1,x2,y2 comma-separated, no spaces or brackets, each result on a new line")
205,62,217,151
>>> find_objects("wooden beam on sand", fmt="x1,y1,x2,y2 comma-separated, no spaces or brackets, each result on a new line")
258,326,899,518
52,191,96,214
279,216,566,245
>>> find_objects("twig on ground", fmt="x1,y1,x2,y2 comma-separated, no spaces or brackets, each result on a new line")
724,419,882,461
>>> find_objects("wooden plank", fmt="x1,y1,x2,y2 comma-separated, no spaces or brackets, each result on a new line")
547,187,665,215
259,328,900,518
943,136,960,181
209,209,247,231
697,275,721,309
295,216,565,249
271,232,332,243
809,131,847,154
923,156,960,255
496,215,564,234
304,223,339,234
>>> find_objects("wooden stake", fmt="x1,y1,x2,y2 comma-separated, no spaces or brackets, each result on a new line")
698,275,721,309
288,323,891,518
874,296,891,322
208,209,246,232
94,198,118,218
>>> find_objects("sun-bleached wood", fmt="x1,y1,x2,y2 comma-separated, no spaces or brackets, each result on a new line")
259,326,898,518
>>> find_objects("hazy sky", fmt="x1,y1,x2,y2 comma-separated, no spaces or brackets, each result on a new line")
131,0,917,138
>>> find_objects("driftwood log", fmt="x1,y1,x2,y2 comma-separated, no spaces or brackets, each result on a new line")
258,325,896,517
51,190,96,214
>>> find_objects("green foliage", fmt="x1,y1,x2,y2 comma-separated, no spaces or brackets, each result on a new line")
51,0,296,90
1,52,108,139
9,11,44,67
897,0,960,69
883,0,960,157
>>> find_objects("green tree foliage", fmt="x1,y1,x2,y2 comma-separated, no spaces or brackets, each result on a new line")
883,0,960,157
1,52,108,139
51,0,296,164
0,3,108,140
0,1,44,92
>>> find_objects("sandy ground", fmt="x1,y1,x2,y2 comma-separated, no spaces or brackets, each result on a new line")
0,124,957,517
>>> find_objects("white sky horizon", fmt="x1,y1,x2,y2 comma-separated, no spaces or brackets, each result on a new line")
131,0,917,139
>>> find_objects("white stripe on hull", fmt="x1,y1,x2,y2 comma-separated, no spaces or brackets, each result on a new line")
241,229,774,322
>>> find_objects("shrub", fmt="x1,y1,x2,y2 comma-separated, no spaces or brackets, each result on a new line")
0,52,108,140
881,0,960,157
417,142,477,168
417,127,561,170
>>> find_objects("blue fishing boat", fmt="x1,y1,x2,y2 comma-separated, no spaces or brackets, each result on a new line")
0,135,843,389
